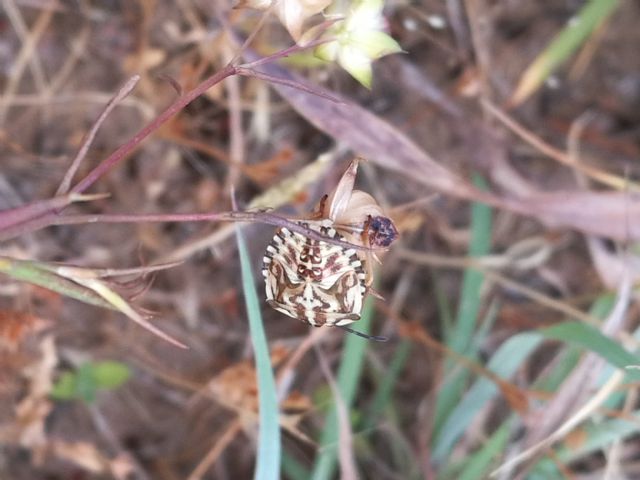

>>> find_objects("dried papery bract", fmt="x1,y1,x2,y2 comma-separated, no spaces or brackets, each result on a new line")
235,0,332,41
321,159,398,284
208,355,311,432
325,157,360,221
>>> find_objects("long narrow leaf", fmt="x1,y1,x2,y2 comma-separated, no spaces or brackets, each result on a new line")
363,339,412,431
510,0,620,105
458,421,512,480
448,174,493,353
433,174,493,438
0,256,114,310
235,225,281,480
539,321,640,381
311,296,375,480
432,333,541,461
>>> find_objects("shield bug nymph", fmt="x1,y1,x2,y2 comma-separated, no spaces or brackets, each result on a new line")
262,220,367,327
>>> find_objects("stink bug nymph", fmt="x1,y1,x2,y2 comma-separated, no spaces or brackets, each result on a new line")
262,220,367,327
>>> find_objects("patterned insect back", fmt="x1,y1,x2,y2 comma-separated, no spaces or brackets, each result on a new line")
262,158,398,329
262,220,366,327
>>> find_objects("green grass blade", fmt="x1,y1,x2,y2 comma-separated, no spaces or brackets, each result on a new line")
539,321,640,380
363,339,412,431
511,0,620,105
535,294,615,393
447,175,493,353
458,421,511,480
529,411,640,476
534,346,582,392
434,174,492,437
432,333,541,461
282,451,309,480
432,268,454,344
433,292,621,461
311,296,375,480
556,411,640,463
235,226,281,480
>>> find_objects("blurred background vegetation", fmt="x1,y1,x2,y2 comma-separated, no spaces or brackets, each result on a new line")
1,0,640,479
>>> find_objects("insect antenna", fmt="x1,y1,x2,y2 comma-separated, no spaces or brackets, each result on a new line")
338,325,387,342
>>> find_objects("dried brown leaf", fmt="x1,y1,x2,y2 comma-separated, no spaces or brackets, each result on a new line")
12,336,57,451
252,59,484,202
208,356,312,433
50,440,107,473
255,58,640,241
0,311,49,351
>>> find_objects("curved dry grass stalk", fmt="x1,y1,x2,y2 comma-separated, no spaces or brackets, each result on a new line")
0,0,52,124
394,248,602,327
492,264,632,477
482,100,634,192
187,419,243,480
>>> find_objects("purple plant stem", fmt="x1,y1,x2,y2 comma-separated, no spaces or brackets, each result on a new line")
236,67,342,103
0,194,75,231
45,211,379,252
56,75,141,195
239,37,330,70
1,41,348,241
70,65,237,195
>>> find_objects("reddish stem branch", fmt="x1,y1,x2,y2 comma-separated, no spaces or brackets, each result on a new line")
70,65,238,194
236,67,342,103
69,36,332,196
57,75,141,195
239,38,328,70
0,193,107,232
1,38,344,241
48,211,378,252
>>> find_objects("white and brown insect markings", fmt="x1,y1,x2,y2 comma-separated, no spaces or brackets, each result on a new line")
262,158,398,329
262,220,367,327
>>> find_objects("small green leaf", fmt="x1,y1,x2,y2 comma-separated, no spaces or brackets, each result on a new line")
76,363,98,403
313,0,401,88
51,361,132,404
338,46,373,88
92,361,132,389
539,321,640,380
510,0,620,105
50,372,77,400
351,30,402,59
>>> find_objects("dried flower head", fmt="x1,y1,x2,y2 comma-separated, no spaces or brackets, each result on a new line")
235,0,332,41
314,0,402,87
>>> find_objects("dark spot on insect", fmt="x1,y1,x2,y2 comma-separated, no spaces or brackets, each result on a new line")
314,312,327,326
325,253,341,273
366,215,399,248
310,246,322,264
